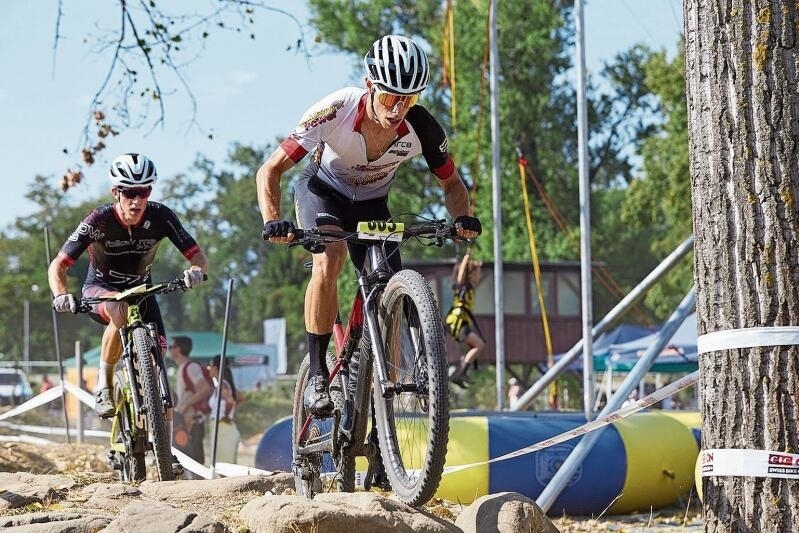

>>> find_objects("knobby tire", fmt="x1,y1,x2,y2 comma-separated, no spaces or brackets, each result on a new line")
131,327,174,481
372,269,449,507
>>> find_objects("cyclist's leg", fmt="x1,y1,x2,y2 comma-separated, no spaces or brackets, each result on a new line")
294,173,348,416
83,284,126,417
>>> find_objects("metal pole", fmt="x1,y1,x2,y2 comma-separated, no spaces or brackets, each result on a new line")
511,235,694,411
488,0,506,410
23,299,30,375
45,226,71,443
537,288,696,511
210,278,234,476
575,0,594,421
75,341,83,444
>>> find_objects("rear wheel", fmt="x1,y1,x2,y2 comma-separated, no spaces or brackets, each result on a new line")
372,269,449,507
131,326,174,481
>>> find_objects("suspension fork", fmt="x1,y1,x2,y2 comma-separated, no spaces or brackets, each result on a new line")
359,245,395,398
119,324,143,416
363,284,393,398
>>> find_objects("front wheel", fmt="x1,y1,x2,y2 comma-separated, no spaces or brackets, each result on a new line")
372,269,449,507
131,326,174,481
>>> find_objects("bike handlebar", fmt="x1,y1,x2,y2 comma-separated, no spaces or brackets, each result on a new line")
291,219,466,247
74,275,207,314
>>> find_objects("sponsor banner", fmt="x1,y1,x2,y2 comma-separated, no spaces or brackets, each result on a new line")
701,449,799,479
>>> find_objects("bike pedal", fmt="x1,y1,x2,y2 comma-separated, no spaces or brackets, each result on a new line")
107,451,122,471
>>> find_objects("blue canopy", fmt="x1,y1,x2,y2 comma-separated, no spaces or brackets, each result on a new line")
555,314,697,373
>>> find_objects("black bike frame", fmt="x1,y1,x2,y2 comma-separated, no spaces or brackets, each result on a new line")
297,243,395,444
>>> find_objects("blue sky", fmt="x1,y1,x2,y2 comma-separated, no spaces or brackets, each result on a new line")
0,0,682,229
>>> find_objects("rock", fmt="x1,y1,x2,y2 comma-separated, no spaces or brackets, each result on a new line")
78,482,142,511
0,472,76,510
138,472,294,501
240,491,462,533
104,499,226,532
454,492,559,533
0,511,111,533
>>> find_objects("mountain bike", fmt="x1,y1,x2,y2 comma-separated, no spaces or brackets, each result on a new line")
76,277,197,482
288,217,469,507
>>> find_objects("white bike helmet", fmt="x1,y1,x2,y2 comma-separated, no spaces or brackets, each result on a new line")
364,35,429,95
108,153,157,187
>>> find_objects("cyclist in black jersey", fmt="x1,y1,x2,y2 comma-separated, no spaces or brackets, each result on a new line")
47,153,209,419
257,35,482,417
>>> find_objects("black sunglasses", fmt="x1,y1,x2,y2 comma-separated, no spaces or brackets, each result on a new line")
118,186,152,199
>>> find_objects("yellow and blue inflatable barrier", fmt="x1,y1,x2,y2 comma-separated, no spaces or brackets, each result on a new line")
256,410,700,515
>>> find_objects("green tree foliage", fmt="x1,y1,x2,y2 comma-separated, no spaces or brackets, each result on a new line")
620,40,693,318
307,0,680,320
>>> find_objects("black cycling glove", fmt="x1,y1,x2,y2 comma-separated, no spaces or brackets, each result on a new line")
262,220,295,240
454,215,482,235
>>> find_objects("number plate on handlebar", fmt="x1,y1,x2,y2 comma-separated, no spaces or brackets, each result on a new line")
114,284,150,299
356,221,405,242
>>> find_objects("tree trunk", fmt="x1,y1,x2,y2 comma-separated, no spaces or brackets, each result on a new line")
685,1,799,531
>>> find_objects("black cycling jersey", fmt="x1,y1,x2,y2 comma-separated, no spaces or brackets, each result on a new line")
57,202,201,289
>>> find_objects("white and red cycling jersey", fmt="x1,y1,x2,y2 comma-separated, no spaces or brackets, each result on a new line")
279,87,455,202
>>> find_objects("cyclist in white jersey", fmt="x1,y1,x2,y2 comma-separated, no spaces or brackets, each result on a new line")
257,35,481,417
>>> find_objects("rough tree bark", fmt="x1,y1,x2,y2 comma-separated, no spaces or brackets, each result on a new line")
685,1,799,531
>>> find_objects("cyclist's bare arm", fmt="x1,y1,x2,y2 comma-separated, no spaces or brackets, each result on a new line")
439,167,473,222
256,146,298,243
47,253,72,296
188,249,209,273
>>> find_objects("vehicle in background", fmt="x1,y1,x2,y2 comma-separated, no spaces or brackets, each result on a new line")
0,367,34,406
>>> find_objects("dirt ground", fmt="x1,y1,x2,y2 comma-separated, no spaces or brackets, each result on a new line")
0,440,704,532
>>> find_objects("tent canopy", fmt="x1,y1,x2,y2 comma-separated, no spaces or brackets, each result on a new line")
605,313,697,373
555,314,697,374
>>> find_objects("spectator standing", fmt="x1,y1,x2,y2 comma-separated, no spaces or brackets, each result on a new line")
170,335,212,477
507,377,522,406
205,355,241,465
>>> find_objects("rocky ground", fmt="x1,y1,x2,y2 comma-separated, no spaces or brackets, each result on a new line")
0,441,703,532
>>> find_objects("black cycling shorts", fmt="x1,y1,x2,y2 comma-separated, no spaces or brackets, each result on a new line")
293,171,402,274
82,282,167,349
